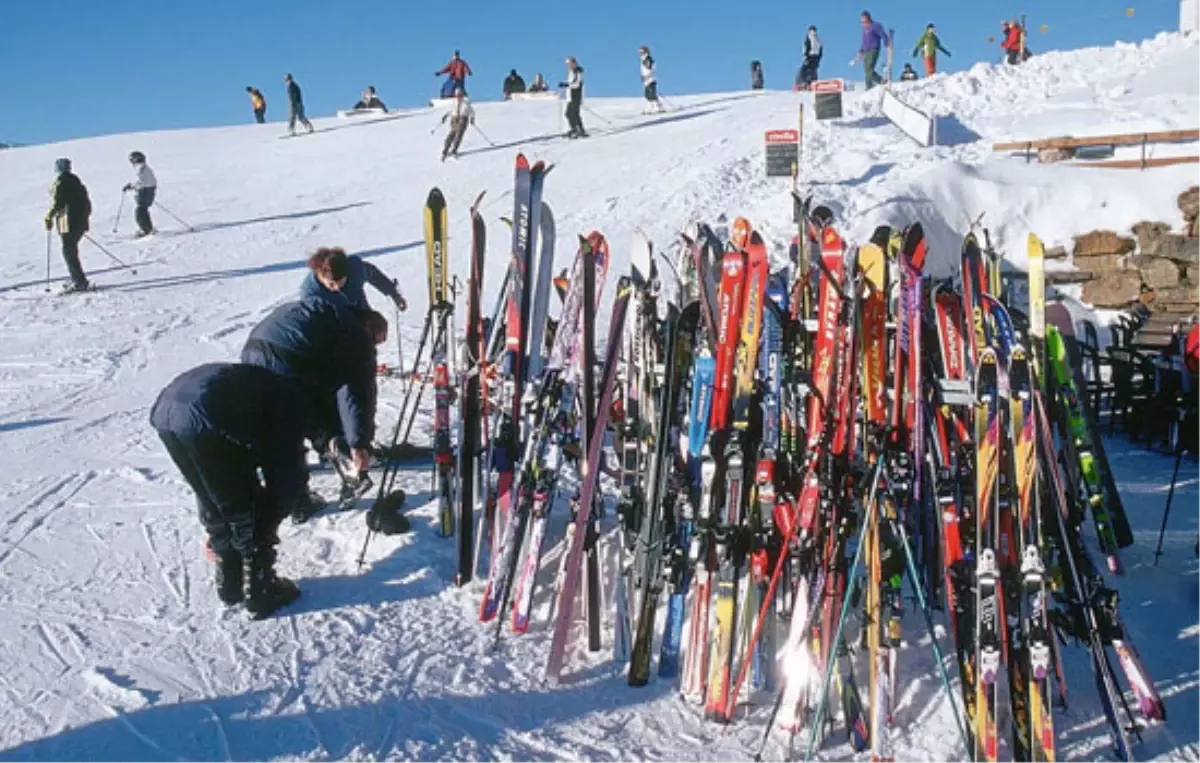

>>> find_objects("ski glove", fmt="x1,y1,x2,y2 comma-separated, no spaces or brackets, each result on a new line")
122,183,133,192
393,294,407,312
557,82,568,88
44,215,53,230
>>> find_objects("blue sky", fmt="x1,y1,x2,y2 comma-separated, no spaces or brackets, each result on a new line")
0,0,1179,144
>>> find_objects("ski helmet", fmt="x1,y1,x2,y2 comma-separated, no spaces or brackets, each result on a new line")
129,151,145,164
54,158,71,173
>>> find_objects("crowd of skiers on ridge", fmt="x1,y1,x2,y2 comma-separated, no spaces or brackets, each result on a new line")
794,11,1031,91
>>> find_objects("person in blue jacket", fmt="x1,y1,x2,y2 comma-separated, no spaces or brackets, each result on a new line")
150,363,307,617
240,298,387,519
300,246,408,312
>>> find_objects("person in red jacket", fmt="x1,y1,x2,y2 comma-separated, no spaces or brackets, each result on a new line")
1001,20,1026,64
436,50,473,93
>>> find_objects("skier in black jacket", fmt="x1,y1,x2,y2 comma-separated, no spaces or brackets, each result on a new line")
560,57,587,138
150,362,308,617
503,69,526,99
284,73,314,135
239,297,385,515
43,158,92,293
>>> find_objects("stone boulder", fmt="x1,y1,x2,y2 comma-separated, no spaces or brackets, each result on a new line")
1073,254,1124,275
1073,230,1135,259
1180,185,1200,221
1127,255,1181,290
1081,273,1142,308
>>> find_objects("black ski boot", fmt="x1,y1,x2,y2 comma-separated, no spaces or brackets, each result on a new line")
214,551,243,605
243,547,300,619
365,490,410,535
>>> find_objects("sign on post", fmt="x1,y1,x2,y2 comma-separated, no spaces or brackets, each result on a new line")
813,79,844,120
764,129,800,177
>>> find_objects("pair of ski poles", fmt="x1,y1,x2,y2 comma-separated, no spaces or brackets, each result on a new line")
42,229,138,292
111,190,195,234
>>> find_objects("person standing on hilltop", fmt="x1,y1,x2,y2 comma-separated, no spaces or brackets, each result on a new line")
284,73,314,135
503,69,526,99
528,73,549,93
560,57,587,138
43,158,92,293
246,86,267,123
912,23,951,76
436,51,473,94
122,151,157,237
797,26,823,89
639,46,664,113
750,60,764,89
854,10,888,89
1001,20,1030,64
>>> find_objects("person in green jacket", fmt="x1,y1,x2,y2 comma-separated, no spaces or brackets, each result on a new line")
912,23,951,76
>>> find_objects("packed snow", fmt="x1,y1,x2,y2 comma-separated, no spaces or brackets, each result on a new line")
0,32,1196,762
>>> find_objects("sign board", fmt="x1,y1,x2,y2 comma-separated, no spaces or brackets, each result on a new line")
880,87,934,147
812,79,844,120
765,129,800,177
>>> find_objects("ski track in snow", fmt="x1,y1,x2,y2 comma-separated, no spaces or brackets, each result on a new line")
0,32,1197,761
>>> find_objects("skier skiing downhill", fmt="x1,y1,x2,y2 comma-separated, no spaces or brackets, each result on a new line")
149,362,307,618
912,23,951,76
122,151,157,237
853,10,888,89
639,46,664,113
284,73,314,135
797,26,823,89
300,246,407,312
43,157,92,293
439,88,476,160
436,50,472,94
560,56,587,138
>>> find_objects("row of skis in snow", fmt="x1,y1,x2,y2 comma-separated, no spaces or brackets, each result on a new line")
392,153,1166,762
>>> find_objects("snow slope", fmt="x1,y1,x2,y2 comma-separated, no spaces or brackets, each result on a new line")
0,32,1196,762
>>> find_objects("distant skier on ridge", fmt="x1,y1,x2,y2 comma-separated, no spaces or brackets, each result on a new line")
797,26,823,89
503,69,526,99
122,151,157,237
436,51,473,95
912,23,951,76
853,10,888,89
284,73,314,135
43,158,92,293
529,73,549,93
246,86,267,123
560,56,588,138
639,46,664,113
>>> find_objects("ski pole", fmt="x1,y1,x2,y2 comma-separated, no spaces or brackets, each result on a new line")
44,229,52,292
112,191,126,234
471,122,496,146
155,201,195,232
1154,413,1189,564
82,233,137,274
583,104,613,125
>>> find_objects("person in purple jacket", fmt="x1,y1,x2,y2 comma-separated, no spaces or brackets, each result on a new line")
854,10,889,89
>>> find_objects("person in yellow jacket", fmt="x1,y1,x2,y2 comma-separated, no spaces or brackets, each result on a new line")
912,23,951,76
246,86,267,123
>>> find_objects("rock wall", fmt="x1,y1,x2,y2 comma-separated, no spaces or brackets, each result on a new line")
1053,186,1199,321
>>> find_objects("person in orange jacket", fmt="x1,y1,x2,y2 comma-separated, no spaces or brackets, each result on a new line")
246,86,266,123
436,51,473,93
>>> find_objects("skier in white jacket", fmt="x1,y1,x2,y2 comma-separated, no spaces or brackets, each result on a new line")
639,46,664,113
439,89,476,160
122,151,157,236
559,57,587,138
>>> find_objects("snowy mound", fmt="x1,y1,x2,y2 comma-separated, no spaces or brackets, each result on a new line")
0,32,1196,762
